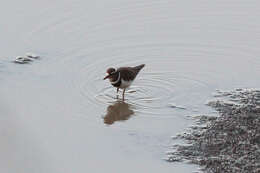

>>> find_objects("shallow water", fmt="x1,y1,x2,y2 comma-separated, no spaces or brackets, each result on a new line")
1,0,260,172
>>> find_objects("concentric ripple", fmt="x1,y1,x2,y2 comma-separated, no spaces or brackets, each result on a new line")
71,50,212,118
64,39,260,119
19,0,260,121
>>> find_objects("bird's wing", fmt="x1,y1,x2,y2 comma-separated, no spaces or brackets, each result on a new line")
117,67,136,81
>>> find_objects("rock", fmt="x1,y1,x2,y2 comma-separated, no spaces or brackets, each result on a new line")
26,53,40,59
14,56,33,64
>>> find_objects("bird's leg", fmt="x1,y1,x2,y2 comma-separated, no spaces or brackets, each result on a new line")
122,89,126,101
116,88,119,99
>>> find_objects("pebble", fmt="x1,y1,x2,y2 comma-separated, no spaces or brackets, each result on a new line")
13,53,40,64
14,56,33,64
26,52,40,59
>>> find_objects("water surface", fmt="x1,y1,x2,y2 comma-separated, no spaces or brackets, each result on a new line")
1,0,260,172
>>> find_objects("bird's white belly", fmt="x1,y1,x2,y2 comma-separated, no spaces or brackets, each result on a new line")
120,79,133,88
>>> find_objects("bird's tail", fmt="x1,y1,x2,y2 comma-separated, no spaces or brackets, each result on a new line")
133,64,145,72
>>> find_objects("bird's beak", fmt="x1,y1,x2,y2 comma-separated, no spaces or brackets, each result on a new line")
104,74,110,80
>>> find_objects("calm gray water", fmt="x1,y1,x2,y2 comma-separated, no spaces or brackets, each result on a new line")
1,0,260,172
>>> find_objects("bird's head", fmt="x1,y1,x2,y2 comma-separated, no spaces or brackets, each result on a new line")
103,68,116,80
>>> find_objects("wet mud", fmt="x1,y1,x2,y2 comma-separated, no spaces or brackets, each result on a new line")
168,89,260,173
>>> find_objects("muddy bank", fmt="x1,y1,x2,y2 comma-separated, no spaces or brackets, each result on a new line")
167,89,260,173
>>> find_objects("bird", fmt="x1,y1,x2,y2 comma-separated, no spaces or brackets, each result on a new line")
104,64,145,101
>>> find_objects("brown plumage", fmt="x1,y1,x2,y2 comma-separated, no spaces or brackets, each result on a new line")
117,64,145,81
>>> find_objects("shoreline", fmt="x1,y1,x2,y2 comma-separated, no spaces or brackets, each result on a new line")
167,88,260,173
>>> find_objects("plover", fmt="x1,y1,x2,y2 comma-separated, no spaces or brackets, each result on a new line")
104,64,145,100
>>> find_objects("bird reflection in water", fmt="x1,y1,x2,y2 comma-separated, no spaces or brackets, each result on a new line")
103,101,134,125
